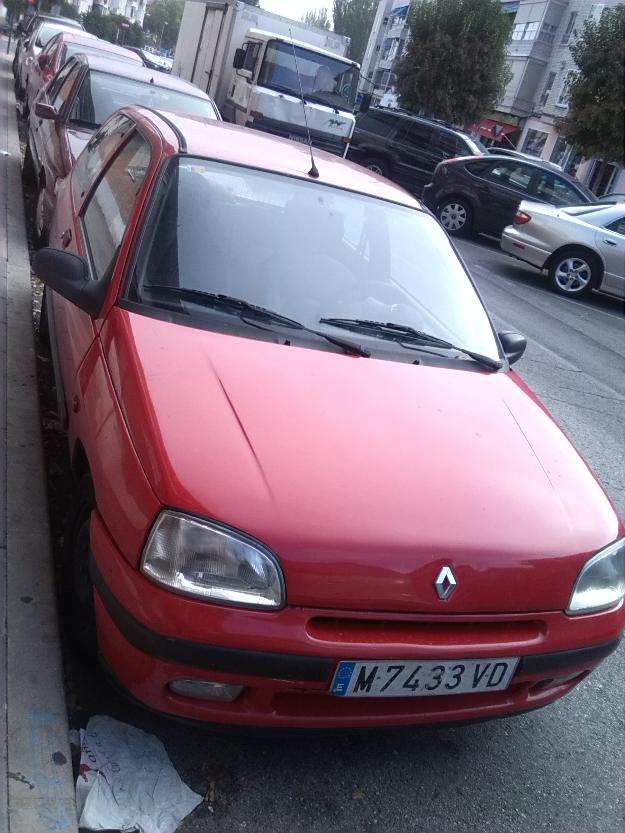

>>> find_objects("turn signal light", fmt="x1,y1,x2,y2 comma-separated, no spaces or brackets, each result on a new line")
168,679,245,702
514,210,532,225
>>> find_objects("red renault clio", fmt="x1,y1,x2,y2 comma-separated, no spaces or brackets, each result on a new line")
34,106,624,728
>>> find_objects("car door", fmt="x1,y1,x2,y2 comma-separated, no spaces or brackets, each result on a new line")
389,119,435,193
51,124,153,408
474,161,534,235
32,60,81,196
595,215,625,297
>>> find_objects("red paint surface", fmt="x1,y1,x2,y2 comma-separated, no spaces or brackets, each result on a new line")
44,107,624,726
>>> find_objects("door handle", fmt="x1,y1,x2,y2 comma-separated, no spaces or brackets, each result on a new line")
61,228,72,248
603,238,617,246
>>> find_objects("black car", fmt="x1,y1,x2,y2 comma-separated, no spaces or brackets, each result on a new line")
422,155,596,237
347,108,486,195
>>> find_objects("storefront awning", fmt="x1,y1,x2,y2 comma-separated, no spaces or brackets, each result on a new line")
470,118,519,141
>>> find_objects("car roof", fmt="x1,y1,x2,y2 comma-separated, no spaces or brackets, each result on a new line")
72,54,211,98
28,13,82,28
470,153,584,180
365,107,472,140
54,31,142,61
129,106,421,210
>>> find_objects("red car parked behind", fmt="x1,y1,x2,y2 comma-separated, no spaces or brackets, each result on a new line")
24,31,142,118
33,107,625,728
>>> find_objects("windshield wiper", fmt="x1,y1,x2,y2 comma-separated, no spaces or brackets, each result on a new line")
143,286,370,358
319,318,502,370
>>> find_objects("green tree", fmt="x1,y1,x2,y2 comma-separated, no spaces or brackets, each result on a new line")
143,0,184,49
396,0,512,124
302,8,331,29
332,0,376,64
562,4,625,187
82,10,145,48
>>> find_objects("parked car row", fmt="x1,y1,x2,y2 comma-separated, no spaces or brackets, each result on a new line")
9,27,625,730
345,107,624,301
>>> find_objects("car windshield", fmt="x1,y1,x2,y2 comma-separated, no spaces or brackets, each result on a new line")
35,23,77,48
63,43,139,65
69,70,218,128
130,158,499,361
258,40,357,110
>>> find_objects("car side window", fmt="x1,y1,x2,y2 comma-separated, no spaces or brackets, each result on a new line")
356,111,397,138
50,63,78,109
606,217,625,236
438,132,464,159
485,162,532,193
40,36,57,61
72,114,136,206
533,171,583,206
46,59,74,101
81,131,152,281
395,121,434,151
241,40,261,72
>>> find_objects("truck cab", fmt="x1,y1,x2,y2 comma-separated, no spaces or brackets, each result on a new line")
227,30,358,157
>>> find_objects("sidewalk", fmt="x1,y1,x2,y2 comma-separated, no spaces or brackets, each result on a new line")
0,43,78,833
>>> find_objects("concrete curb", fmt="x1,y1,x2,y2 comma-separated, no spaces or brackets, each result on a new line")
1,45,78,833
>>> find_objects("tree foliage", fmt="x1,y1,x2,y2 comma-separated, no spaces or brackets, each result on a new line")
82,10,144,48
396,0,512,124
333,0,376,64
302,8,331,30
563,4,625,163
143,0,184,49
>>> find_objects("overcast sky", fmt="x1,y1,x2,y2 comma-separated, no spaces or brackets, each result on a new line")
260,0,334,24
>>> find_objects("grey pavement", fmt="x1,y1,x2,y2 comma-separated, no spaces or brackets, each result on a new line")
0,43,77,833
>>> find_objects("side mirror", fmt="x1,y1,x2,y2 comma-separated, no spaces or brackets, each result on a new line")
498,330,527,366
32,248,107,318
359,93,372,114
34,101,58,120
37,53,49,69
22,38,30,48
233,47,245,70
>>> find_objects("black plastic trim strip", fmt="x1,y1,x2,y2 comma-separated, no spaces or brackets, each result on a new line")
517,638,620,674
90,557,620,684
90,556,334,682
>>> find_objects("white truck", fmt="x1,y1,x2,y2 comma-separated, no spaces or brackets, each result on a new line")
173,0,360,156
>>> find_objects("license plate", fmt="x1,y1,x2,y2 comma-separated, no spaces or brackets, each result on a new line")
331,657,519,697
288,133,309,145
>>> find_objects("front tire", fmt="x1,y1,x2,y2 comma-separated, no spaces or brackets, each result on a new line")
437,197,472,237
548,248,599,297
62,476,98,660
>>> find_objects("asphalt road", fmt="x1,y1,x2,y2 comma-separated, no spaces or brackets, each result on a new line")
66,236,625,833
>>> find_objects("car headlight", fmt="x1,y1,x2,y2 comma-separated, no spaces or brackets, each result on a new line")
567,538,625,615
141,510,285,609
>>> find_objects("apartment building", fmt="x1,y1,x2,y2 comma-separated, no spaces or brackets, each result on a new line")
359,0,622,194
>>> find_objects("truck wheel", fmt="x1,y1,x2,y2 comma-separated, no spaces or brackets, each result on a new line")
62,475,98,660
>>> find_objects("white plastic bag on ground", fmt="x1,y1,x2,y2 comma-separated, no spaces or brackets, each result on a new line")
76,715,202,833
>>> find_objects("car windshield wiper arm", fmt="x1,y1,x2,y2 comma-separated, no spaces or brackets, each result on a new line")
143,286,370,358
319,318,502,370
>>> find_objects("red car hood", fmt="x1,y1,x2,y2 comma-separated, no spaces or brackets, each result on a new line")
103,310,620,614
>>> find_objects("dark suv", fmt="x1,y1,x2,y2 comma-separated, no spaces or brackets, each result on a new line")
347,108,485,195
423,155,596,237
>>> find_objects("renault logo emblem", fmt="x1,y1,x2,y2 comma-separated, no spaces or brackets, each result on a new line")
434,565,457,600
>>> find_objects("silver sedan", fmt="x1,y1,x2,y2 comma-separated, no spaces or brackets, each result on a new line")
501,201,625,299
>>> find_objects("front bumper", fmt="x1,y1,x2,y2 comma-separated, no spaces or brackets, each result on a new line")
91,511,624,728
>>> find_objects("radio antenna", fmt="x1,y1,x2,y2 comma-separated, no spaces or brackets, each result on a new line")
289,28,319,179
